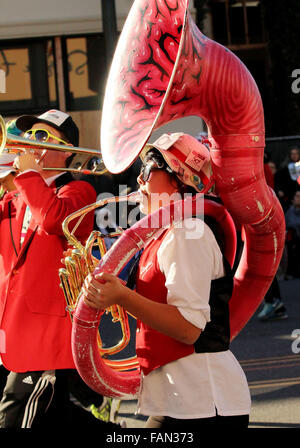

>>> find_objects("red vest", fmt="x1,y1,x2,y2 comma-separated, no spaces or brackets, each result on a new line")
135,230,194,376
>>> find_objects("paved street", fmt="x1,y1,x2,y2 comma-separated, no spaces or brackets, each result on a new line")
111,278,300,428
231,278,300,428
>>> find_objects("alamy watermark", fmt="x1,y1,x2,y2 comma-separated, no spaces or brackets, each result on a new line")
291,69,300,94
95,187,205,240
291,329,300,354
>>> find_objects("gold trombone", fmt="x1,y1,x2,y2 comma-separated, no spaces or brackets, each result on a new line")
0,115,107,175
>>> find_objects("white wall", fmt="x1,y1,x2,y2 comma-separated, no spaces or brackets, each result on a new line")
151,117,206,141
0,0,131,39
0,0,196,39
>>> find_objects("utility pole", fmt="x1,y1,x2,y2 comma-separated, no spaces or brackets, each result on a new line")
101,0,118,65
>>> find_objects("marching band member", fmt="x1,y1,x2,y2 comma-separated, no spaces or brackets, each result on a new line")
82,133,251,429
0,110,100,428
0,154,17,197
0,153,17,397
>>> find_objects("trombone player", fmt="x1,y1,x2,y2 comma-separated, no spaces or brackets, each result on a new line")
0,109,100,427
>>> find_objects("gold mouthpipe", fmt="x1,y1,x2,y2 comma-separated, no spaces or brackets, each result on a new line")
62,191,140,251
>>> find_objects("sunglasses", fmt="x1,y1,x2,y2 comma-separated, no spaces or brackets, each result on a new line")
140,160,173,182
24,128,69,146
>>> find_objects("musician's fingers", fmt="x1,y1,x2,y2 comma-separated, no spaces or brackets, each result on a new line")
82,294,102,309
13,157,20,170
84,273,103,293
13,152,41,172
95,272,126,286
96,272,120,282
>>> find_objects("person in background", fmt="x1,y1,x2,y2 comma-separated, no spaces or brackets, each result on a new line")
285,189,300,279
257,277,288,321
0,154,17,197
0,118,21,198
276,146,300,211
0,153,17,398
257,151,288,321
264,151,274,190
279,146,300,170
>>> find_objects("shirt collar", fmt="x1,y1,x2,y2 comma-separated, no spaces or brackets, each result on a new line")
44,172,66,186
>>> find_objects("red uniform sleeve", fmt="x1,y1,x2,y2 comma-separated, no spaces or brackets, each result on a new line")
14,171,97,239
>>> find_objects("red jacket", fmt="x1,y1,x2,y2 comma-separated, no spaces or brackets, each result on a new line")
0,171,96,372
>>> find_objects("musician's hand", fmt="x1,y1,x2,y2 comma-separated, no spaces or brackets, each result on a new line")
82,272,127,309
14,152,42,173
61,248,74,264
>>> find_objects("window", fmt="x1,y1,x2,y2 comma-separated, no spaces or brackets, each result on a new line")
0,33,108,116
63,34,107,111
0,39,58,115
208,0,269,125
210,0,266,49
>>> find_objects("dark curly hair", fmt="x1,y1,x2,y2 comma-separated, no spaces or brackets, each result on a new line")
143,148,197,196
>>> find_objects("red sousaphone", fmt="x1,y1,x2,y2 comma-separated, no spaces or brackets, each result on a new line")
71,0,285,398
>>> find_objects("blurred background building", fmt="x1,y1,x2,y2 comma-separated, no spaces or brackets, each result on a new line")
0,0,299,165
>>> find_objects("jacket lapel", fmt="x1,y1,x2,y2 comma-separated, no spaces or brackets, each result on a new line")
11,173,72,266
9,196,37,266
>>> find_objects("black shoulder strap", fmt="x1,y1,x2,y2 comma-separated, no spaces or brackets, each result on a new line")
8,200,19,258
126,250,143,289
54,172,74,191
204,211,234,298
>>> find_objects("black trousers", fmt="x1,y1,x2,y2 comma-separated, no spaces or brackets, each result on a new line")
146,413,249,429
0,365,9,399
0,369,116,428
264,276,282,304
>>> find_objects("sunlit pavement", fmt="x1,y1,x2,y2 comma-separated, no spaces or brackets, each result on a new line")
232,278,300,428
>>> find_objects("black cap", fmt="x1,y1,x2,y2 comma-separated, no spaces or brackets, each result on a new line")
16,109,79,147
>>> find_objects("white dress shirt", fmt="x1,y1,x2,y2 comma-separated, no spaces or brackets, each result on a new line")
137,219,251,418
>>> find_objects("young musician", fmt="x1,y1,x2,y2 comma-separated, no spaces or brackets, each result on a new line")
0,153,17,396
0,154,17,197
0,110,100,428
82,133,251,429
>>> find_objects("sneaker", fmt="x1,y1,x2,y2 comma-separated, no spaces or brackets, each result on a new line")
258,299,288,321
285,274,294,280
90,397,112,422
120,420,127,428
273,306,288,320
